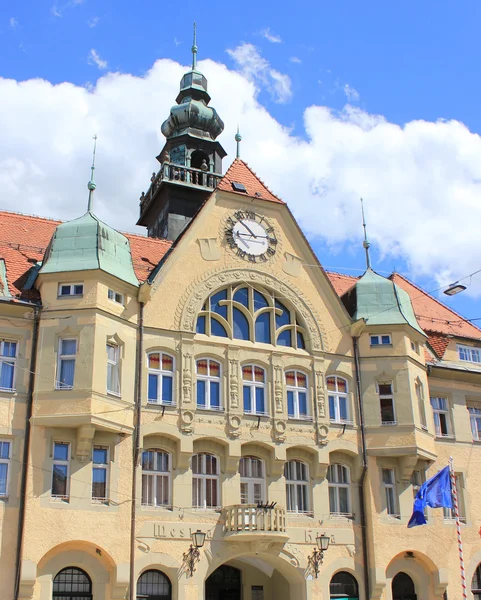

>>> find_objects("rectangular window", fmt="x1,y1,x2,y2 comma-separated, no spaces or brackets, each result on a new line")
58,283,84,297
92,446,109,502
108,289,124,305
57,339,77,389
411,341,420,354
443,473,466,523
416,381,427,429
431,397,453,438
52,442,70,499
458,345,481,363
382,468,398,517
370,334,392,346
411,469,427,520
379,383,396,425
0,440,11,497
469,406,481,441
0,340,17,391
107,344,120,395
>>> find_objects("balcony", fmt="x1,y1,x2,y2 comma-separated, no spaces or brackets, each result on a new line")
223,504,289,542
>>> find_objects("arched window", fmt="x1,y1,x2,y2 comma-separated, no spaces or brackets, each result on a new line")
141,449,171,507
196,284,306,350
392,572,417,600
327,464,351,516
190,150,209,170
327,376,350,424
192,453,220,509
240,456,265,504
137,569,172,600
286,370,310,420
53,567,92,599
330,571,359,599
242,365,266,415
196,359,222,410
285,460,309,513
472,564,481,600
147,352,174,405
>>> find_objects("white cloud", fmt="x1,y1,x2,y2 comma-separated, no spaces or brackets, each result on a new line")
9,17,18,29
88,16,99,28
343,83,360,102
227,43,292,104
51,0,83,17
88,49,108,70
290,56,302,64
1,58,481,297
261,28,282,43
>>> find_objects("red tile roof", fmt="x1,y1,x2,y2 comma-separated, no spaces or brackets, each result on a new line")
326,271,358,296
217,159,285,204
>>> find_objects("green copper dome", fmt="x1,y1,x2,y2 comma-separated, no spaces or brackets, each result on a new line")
40,211,138,286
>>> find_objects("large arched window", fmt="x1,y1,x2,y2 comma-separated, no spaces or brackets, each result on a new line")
147,352,174,405
472,564,481,600
286,370,310,420
327,464,351,516
330,571,359,599
53,567,92,599
196,284,306,349
392,572,417,600
240,456,265,504
327,376,350,424
196,359,222,410
141,449,171,507
137,569,172,600
242,365,266,415
285,460,309,513
192,453,220,509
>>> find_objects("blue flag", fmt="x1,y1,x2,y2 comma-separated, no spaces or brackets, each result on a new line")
407,465,453,528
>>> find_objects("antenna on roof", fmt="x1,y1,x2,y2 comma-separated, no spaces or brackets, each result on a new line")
235,126,242,159
87,135,97,213
191,22,198,70
360,197,371,270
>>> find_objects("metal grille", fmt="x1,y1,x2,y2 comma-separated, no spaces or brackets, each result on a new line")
52,567,92,599
137,570,172,599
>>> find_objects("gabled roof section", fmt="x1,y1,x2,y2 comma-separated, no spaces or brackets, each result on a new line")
217,159,285,204
326,271,358,296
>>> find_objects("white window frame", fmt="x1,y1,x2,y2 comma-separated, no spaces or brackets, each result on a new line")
196,358,222,411
0,340,17,391
192,453,220,510
108,289,124,305
56,338,77,390
382,468,399,518
286,370,311,421
327,376,351,424
147,352,175,405
443,473,466,523
415,380,427,429
327,464,352,517
107,344,121,396
58,283,84,297
92,446,109,503
239,456,265,504
285,460,310,514
430,396,453,438
141,449,171,508
370,334,392,346
411,340,420,354
379,382,396,425
469,406,481,441
0,439,11,498
458,344,481,364
242,364,267,416
51,441,70,500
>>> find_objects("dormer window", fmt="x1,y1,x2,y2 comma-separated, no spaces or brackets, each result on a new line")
108,289,124,305
58,283,83,297
370,334,391,346
458,345,481,364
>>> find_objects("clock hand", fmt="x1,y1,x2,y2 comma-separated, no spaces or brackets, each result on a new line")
240,221,257,238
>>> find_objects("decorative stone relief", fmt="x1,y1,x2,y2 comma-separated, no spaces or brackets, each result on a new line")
180,410,194,434
282,252,303,277
274,419,287,442
274,366,284,413
198,238,221,261
182,353,193,405
229,359,239,409
317,424,329,444
315,370,326,418
228,415,242,438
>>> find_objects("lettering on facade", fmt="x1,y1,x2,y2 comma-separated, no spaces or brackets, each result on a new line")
151,523,215,541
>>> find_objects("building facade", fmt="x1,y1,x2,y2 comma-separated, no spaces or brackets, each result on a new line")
1,42,481,600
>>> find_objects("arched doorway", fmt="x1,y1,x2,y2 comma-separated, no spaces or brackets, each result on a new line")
472,563,481,599
205,565,241,600
392,572,417,600
330,571,359,599
53,567,92,599
137,569,172,600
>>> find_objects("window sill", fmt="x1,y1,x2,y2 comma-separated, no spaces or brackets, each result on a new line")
330,419,354,426
435,434,455,440
244,411,270,417
146,401,176,408
444,517,467,524
55,386,74,391
328,512,354,520
0,387,15,393
196,406,224,413
386,513,401,520
92,499,110,506
191,506,222,513
107,391,122,399
51,496,69,503
370,344,392,348
287,510,314,518
288,415,313,422
57,295,83,299
140,504,173,511
381,421,398,426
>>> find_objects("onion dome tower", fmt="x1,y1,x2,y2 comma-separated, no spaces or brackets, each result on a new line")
137,24,227,241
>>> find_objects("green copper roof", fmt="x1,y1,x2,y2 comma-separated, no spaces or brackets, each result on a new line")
40,211,138,286
346,268,424,335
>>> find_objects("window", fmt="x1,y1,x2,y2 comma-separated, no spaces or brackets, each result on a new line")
192,453,219,509
52,442,70,499
379,383,396,425
370,334,391,346
458,345,481,363
431,397,453,438
240,456,265,504
53,567,92,599
416,380,427,429
472,564,481,600
196,359,222,410
469,406,481,441
0,440,11,497
286,370,310,420
443,473,465,522
58,283,83,297
56,338,76,389
242,365,266,415
108,289,124,304
382,468,398,517
330,572,359,600
137,570,171,600
411,340,420,354
0,340,17,391
285,460,309,513
141,450,171,508
107,344,120,395
196,284,306,350
148,353,174,405
327,376,350,424
327,464,351,516
411,469,426,519
92,446,109,502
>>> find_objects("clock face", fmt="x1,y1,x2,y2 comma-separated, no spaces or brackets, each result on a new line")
225,210,278,262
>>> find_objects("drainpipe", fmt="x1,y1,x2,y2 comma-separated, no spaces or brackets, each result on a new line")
129,302,144,600
353,336,370,600
14,305,40,600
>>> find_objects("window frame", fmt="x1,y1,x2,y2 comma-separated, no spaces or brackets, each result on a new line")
468,406,481,441
58,283,84,298
242,364,267,416
370,334,392,346
327,463,352,517
0,439,11,498
285,459,310,514
472,563,481,600
147,352,175,406
430,396,453,438
458,344,481,364
92,445,109,503
327,375,351,424
106,343,121,396
415,380,427,429
56,338,77,390
239,456,265,504
0,340,17,391
378,382,396,425
107,288,124,305
286,370,311,421
443,473,466,523
382,467,399,518
141,449,171,508
51,441,70,500
192,453,220,510
196,358,222,411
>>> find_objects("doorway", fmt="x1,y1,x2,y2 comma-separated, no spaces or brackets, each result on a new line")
205,565,241,600
392,572,417,600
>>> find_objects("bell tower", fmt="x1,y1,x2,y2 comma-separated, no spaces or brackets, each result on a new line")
137,24,227,240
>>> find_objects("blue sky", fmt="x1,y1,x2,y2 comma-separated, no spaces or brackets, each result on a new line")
2,0,481,321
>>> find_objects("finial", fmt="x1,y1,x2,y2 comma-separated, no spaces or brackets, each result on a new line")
235,126,242,159
191,22,198,70
360,197,371,270
87,135,97,212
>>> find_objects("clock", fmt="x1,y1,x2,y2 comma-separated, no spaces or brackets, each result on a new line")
225,210,278,262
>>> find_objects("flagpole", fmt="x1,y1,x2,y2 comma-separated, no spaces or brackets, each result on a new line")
449,456,468,600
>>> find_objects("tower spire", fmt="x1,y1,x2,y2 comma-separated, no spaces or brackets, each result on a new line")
235,126,242,159
360,197,371,270
87,135,97,213
191,22,198,70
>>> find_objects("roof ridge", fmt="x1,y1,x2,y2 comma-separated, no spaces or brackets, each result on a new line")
0,209,63,224
325,270,360,281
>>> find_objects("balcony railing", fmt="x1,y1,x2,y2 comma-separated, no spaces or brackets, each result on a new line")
223,504,287,537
